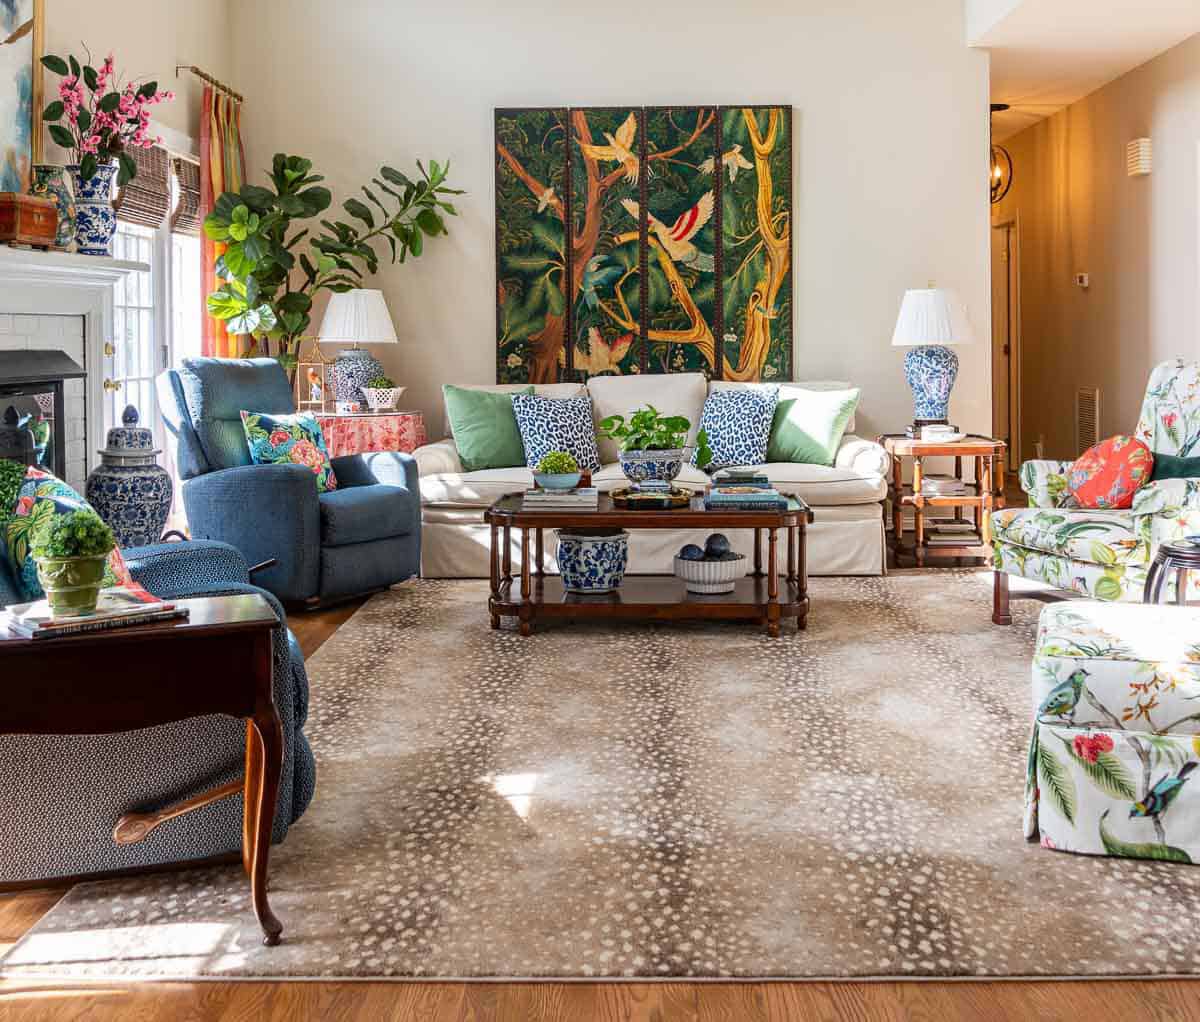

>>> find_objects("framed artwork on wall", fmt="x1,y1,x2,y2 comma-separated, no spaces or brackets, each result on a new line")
495,104,792,384
0,0,44,193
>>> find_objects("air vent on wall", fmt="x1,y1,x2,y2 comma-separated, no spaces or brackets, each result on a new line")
1076,387,1100,455
1126,138,1152,176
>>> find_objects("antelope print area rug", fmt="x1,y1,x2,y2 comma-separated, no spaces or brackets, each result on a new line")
6,573,1200,981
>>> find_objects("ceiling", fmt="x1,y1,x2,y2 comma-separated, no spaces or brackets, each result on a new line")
968,0,1200,140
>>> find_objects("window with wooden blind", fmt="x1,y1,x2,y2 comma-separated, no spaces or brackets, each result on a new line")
171,156,201,236
113,145,171,230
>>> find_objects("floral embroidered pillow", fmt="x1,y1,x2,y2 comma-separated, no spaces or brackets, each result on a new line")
240,411,338,492
1067,435,1154,509
4,466,132,601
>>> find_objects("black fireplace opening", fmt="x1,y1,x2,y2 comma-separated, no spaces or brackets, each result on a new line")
0,349,87,481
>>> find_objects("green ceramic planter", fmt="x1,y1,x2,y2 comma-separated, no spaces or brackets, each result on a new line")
34,554,108,615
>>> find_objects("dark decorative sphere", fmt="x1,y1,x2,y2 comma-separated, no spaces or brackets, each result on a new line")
704,533,731,558
679,543,705,561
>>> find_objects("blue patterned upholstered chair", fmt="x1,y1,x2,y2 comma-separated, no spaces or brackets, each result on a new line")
992,359,1200,623
0,537,315,883
158,357,421,605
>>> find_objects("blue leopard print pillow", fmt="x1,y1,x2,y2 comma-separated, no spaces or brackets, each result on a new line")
511,393,602,471
694,386,780,470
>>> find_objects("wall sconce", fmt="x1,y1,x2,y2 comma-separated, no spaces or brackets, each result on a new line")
1126,138,1152,176
989,103,1013,204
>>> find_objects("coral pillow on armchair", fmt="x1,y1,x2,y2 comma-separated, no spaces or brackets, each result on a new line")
1067,435,1154,509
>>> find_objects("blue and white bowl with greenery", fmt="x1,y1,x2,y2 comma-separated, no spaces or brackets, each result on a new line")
556,528,629,593
617,448,687,484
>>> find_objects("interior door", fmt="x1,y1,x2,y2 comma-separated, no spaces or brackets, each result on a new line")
106,224,161,437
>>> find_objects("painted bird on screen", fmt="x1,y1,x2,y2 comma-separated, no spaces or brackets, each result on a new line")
1130,761,1197,819
577,327,634,377
620,191,715,273
579,112,640,183
1037,668,1089,723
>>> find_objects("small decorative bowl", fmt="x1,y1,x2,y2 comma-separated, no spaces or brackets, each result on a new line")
363,386,405,411
618,448,686,484
533,471,582,492
673,552,746,594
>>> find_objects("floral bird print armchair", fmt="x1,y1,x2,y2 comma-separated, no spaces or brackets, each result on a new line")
992,359,1200,624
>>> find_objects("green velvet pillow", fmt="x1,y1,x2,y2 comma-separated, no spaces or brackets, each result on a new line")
1151,453,1200,481
443,385,534,472
766,387,861,466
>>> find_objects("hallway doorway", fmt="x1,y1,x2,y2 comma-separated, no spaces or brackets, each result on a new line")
991,220,1020,471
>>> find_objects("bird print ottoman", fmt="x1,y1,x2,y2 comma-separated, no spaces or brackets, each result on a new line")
1026,601,1200,864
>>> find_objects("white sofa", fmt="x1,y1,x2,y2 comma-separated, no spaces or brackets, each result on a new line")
413,373,889,578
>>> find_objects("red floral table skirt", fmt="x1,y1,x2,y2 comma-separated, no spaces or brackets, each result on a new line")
315,412,427,458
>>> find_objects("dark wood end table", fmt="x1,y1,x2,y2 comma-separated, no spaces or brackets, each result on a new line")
484,492,813,638
0,593,287,946
878,434,1007,565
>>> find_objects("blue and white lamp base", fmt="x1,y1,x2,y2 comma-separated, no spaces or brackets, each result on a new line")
331,348,385,404
903,344,959,424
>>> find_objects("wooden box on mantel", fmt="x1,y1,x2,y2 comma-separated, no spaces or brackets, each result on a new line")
0,193,58,250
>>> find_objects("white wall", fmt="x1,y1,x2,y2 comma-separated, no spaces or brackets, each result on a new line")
231,0,991,440
992,31,1200,460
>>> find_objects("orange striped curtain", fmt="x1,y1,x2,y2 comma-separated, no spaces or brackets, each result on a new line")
200,85,248,358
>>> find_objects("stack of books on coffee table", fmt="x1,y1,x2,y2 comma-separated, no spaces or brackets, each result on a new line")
521,486,599,509
704,470,789,510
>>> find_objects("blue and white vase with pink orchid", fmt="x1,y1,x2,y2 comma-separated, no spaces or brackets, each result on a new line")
39,50,174,256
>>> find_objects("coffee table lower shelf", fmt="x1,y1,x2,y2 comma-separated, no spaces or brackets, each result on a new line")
490,575,809,637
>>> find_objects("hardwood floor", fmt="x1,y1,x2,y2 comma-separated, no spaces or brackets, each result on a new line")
4,592,1198,1020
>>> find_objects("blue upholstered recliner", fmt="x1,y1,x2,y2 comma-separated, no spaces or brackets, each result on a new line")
0,538,315,883
158,357,421,605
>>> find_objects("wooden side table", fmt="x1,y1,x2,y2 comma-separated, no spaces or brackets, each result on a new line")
315,410,427,458
0,594,287,946
878,434,1007,565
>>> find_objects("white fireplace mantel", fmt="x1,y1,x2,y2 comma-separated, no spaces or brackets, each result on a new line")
0,246,149,478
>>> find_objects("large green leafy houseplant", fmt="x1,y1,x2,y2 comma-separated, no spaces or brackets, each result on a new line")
204,154,462,365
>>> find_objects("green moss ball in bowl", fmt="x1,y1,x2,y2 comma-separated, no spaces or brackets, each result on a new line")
533,451,582,492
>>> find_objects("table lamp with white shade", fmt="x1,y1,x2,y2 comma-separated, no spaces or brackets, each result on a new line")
317,288,399,406
891,286,973,426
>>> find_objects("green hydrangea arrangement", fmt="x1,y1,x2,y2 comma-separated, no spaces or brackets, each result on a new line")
31,509,116,560
367,374,395,389
536,451,579,474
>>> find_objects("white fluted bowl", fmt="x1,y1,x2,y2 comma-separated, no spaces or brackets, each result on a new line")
673,553,746,594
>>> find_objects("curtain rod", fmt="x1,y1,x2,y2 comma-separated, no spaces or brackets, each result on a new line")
174,64,243,104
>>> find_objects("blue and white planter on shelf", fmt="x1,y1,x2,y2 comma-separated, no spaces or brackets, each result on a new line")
331,348,385,404
617,448,686,484
85,405,173,548
69,163,118,257
902,344,959,422
556,529,629,594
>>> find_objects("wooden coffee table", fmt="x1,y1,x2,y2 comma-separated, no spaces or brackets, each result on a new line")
484,492,813,637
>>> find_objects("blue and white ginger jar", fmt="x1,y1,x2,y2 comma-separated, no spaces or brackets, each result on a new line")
86,404,173,548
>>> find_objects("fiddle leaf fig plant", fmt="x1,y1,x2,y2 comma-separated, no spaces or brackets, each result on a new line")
205,154,462,365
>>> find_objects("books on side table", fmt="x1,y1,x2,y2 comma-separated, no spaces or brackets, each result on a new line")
919,474,970,497
1,584,189,639
521,486,599,509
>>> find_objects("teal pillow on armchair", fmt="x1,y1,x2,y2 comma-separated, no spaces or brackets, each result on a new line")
240,411,339,492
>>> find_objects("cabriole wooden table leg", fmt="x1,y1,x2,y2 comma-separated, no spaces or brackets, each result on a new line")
247,708,284,946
